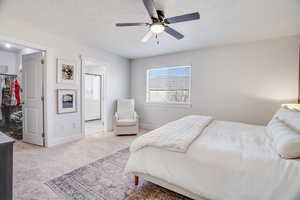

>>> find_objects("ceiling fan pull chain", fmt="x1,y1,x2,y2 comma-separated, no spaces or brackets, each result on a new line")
155,34,160,45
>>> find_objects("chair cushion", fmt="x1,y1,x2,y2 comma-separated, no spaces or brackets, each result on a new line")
116,119,137,126
117,99,135,120
267,118,300,159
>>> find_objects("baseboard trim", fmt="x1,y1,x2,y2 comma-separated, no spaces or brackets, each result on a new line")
46,134,83,147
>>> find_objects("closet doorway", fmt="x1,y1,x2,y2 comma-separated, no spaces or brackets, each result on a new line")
85,74,102,121
81,57,106,136
84,73,103,135
0,41,45,146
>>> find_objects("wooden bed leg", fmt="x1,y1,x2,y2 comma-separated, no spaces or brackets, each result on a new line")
134,176,139,186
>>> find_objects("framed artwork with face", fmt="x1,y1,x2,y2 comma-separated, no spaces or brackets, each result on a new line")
57,58,77,84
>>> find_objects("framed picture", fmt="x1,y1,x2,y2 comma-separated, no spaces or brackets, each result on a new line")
57,89,77,114
57,58,77,84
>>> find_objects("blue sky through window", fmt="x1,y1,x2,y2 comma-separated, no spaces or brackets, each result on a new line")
149,66,191,79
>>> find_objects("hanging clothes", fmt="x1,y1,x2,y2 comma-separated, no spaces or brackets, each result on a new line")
15,80,21,105
2,78,12,106
10,77,17,106
2,88,12,106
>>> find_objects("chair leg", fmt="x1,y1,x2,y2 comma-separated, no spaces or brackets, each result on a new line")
134,176,139,186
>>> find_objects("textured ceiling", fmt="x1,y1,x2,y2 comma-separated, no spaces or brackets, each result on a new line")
0,0,299,58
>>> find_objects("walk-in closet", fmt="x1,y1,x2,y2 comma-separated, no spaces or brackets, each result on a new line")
0,41,42,141
0,73,22,139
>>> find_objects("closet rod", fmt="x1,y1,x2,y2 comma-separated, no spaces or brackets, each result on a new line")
0,73,17,77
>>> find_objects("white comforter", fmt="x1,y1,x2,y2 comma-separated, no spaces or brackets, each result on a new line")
130,115,213,153
125,120,300,200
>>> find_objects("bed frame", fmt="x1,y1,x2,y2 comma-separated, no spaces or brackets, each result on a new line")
133,173,208,200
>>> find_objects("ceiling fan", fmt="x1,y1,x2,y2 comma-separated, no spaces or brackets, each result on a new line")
115,0,200,43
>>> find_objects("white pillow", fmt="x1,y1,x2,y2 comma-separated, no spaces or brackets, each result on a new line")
267,118,300,159
273,107,300,133
282,104,300,112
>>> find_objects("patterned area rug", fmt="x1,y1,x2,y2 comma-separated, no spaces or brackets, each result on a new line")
45,148,191,200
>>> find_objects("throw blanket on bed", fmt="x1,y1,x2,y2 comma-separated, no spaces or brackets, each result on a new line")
130,115,213,153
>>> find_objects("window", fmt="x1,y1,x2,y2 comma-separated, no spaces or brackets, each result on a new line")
146,66,191,104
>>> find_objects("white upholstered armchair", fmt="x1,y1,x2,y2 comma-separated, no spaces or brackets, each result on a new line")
114,99,139,135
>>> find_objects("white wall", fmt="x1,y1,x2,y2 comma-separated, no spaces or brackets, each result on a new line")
131,36,300,128
0,50,18,74
0,18,130,146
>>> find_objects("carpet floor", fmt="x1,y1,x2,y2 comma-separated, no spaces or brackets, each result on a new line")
46,148,191,200
13,130,192,200
14,131,139,200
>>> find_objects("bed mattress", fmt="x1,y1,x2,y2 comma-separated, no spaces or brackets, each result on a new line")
125,120,300,200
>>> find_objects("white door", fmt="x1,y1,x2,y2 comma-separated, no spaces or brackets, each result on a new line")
22,52,44,146
85,74,101,121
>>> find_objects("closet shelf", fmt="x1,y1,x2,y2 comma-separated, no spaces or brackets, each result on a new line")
0,73,17,77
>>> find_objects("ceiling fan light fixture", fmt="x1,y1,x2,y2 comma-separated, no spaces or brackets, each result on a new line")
115,0,200,42
150,23,165,34
5,43,11,48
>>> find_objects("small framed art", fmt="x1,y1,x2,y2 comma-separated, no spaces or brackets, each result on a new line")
57,89,77,114
57,58,77,84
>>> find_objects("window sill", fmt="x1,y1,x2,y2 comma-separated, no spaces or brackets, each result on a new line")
145,102,192,109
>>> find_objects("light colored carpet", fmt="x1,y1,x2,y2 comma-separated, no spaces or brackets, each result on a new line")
46,148,191,200
13,131,142,200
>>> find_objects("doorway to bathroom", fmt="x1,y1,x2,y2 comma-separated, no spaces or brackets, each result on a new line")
84,73,103,135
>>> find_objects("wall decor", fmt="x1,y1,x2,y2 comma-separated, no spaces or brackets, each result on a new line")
57,58,77,84
57,89,77,114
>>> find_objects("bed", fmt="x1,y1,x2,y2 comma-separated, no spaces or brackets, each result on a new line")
125,111,300,200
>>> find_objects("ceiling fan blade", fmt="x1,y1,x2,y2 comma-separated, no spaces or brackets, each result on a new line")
165,12,200,24
141,31,154,42
143,0,158,20
164,26,184,40
116,23,148,27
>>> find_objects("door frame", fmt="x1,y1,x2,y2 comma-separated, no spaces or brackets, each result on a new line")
80,56,107,136
0,35,48,146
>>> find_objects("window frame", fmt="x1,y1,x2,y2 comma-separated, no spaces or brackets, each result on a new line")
146,65,192,106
